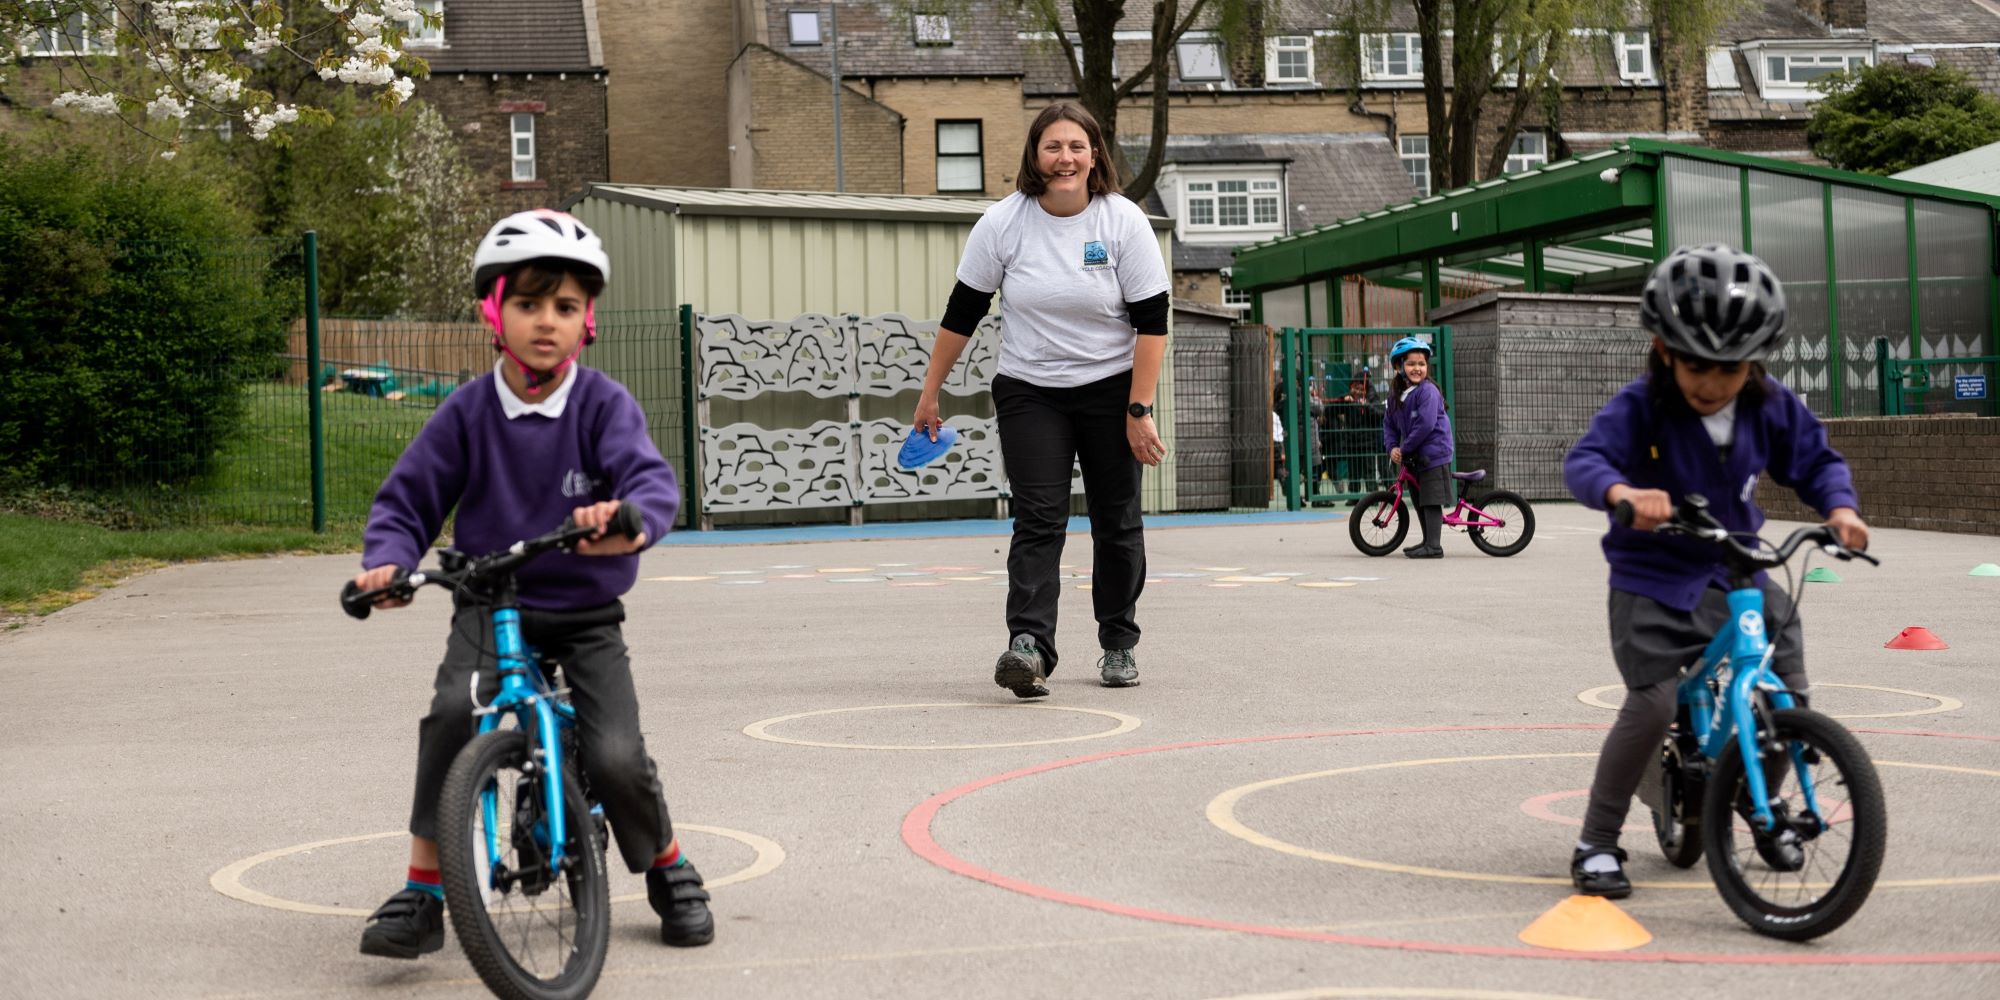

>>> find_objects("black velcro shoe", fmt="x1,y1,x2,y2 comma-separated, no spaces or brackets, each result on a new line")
994,634,1049,699
647,862,715,947
1570,846,1633,899
359,888,445,959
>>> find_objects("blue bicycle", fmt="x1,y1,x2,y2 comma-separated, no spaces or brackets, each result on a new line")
1617,495,1886,941
341,505,644,1000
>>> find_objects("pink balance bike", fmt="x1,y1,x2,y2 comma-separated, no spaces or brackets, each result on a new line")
1348,465,1535,557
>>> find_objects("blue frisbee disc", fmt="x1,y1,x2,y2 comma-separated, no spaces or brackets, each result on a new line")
897,425,958,469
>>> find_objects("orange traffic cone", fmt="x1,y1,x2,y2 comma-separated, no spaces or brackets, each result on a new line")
1884,626,1949,650
1519,895,1653,952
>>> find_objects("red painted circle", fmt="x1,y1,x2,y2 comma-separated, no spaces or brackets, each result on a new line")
901,723,2000,965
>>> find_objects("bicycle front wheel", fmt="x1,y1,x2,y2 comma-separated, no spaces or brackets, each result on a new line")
1466,490,1535,557
438,728,611,1000
1700,708,1886,941
1348,490,1409,557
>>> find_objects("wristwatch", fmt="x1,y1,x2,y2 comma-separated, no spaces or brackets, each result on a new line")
1126,402,1153,418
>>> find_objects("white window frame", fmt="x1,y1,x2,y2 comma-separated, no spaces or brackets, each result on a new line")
22,2,114,56
1265,35,1313,84
1503,131,1548,174
1491,35,1551,84
787,9,821,46
1754,47,1871,98
1612,31,1652,81
935,119,983,193
1183,175,1284,235
913,12,951,46
1070,37,1117,80
510,112,537,183
403,0,445,49
1176,36,1224,81
1399,135,1431,197
1222,279,1254,314
1362,33,1422,82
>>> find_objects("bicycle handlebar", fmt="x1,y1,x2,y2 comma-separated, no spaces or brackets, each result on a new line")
340,502,647,620
1611,494,1878,573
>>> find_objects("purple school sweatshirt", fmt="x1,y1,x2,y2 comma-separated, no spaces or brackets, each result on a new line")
362,367,681,611
1564,375,1858,612
1382,379,1455,472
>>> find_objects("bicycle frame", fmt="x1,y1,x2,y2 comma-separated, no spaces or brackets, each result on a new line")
1678,584,1825,834
1379,466,1507,530
477,606,581,875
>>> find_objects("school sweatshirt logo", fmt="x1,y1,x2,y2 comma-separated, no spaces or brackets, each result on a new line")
561,468,602,498
1081,240,1111,270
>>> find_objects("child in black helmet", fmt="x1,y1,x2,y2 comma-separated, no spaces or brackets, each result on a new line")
1562,243,1868,897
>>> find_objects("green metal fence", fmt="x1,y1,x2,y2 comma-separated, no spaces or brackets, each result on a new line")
1277,326,1453,511
1877,338,1999,417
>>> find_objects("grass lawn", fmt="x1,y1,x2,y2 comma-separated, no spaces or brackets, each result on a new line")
0,513,360,620
192,384,439,526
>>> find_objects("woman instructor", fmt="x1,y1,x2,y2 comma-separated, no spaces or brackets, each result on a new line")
913,102,1171,699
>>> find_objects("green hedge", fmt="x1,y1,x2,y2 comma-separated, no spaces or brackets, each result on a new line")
0,140,294,491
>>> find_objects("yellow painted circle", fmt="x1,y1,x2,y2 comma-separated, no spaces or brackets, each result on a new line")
1207,753,2000,890
1205,989,1603,1000
742,702,1140,750
210,823,784,917
1296,581,1359,589
1576,682,1963,719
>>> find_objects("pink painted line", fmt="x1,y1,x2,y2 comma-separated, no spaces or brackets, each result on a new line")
901,724,2000,966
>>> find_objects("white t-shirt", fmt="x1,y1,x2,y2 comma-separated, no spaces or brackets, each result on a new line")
955,191,1171,388
1701,397,1737,448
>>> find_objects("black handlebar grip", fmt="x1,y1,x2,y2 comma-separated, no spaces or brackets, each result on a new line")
608,500,645,540
1612,499,1635,528
339,580,373,620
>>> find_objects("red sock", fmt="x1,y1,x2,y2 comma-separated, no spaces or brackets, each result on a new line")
650,844,682,870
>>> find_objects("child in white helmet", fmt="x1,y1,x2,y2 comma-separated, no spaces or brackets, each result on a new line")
349,209,713,958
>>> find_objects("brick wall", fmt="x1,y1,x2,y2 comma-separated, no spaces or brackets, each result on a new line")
1708,120,1812,154
870,77,1026,195
730,45,903,193
418,74,608,215
597,0,734,186
1759,414,2000,536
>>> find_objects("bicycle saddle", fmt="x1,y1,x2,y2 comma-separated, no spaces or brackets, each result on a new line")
1451,469,1487,481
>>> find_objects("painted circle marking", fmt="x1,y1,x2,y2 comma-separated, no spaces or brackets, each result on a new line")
210,823,784,917
645,575,716,582
1577,682,1963,719
901,724,2000,964
743,702,1141,750
1296,581,1359,589
1205,989,1602,1000
1212,755,2000,890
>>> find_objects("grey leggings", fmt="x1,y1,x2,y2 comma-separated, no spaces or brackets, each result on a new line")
1580,585,1808,849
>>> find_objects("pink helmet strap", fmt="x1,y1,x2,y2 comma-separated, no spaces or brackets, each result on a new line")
482,273,595,396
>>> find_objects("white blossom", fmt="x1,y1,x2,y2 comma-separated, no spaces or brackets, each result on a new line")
160,149,178,160
246,26,283,56
52,90,122,115
391,76,415,103
145,89,193,121
245,103,300,141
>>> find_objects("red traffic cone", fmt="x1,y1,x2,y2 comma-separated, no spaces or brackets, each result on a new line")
1885,626,1949,650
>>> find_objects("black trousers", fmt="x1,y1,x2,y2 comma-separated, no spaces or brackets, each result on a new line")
410,599,676,874
993,370,1146,675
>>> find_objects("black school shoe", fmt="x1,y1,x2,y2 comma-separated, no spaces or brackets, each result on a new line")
647,861,715,947
1403,544,1443,559
359,888,445,959
1570,846,1633,899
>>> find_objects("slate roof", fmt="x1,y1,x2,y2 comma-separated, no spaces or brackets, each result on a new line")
1127,132,1416,271
421,0,599,74
767,3,1022,78
1719,0,1833,41
1866,0,2000,44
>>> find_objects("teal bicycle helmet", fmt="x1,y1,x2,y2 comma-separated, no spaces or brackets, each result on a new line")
1389,336,1433,365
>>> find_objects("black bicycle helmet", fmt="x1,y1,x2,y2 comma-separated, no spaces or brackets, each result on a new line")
1639,244,1787,362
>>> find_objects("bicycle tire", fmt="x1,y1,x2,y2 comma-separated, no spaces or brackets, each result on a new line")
1466,490,1535,557
1348,490,1410,557
438,729,611,1000
1700,708,1886,941
1651,738,1704,869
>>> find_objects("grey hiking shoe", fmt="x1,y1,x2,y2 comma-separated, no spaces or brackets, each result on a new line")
1098,648,1140,688
994,634,1049,699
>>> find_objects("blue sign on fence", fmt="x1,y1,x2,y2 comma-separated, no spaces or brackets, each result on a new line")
1955,374,1988,401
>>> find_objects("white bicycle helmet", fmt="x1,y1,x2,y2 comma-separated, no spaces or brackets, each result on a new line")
473,210,610,393
473,209,610,296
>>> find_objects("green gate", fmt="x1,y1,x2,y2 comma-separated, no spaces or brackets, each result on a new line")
1277,326,1453,511
1876,337,1999,418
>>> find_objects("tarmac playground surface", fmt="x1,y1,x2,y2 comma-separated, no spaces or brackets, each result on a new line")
4,502,1997,999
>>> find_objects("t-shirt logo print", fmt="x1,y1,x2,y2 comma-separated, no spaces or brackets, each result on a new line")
561,468,601,498
1081,240,1110,270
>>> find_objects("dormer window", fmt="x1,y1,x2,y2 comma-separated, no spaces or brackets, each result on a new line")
23,2,114,56
1362,33,1422,82
914,12,951,46
1265,36,1313,84
1177,37,1224,81
1750,44,1871,99
404,0,445,49
1613,31,1652,81
788,10,821,46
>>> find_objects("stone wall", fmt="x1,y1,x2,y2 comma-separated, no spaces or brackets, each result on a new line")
417,73,609,215
728,44,903,193
1759,414,2000,536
